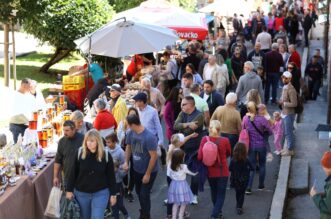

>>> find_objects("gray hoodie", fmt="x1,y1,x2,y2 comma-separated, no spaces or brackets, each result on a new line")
236,71,264,104
107,144,126,183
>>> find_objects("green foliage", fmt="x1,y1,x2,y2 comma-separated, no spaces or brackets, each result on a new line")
170,0,197,12
21,0,115,50
0,0,21,23
109,0,144,12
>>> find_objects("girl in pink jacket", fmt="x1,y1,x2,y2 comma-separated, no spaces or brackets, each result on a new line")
272,112,284,155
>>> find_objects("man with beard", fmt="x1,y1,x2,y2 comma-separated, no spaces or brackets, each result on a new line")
278,71,297,156
200,80,224,116
53,120,84,189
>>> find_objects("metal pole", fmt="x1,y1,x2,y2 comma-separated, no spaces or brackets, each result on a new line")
12,21,17,90
3,23,10,87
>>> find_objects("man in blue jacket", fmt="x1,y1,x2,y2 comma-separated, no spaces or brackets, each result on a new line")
200,80,224,117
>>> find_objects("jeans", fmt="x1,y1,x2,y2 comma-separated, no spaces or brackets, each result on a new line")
133,171,157,218
208,177,228,217
308,79,321,100
111,183,128,219
74,188,109,219
247,148,266,189
184,153,199,196
221,133,239,155
235,188,246,208
9,123,28,143
283,114,295,150
265,72,280,103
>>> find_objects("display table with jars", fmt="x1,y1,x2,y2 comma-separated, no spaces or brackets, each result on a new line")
0,95,69,219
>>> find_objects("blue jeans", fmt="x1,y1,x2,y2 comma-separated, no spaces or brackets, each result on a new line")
265,72,280,103
247,148,266,189
74,188,109,219
9,123,28,143
308,79,321,100
283,114,295,150
221,133,239,155
208,177,228,217
133,171,157,218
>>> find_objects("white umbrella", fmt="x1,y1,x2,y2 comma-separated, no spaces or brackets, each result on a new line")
74,18,178,57
199,0,251,17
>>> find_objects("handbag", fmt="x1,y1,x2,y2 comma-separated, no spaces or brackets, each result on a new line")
239,121,250,151
60,198,81,219
249,118,264,137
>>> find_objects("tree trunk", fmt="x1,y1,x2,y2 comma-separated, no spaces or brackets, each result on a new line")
40,48,72,73
3,23,10,87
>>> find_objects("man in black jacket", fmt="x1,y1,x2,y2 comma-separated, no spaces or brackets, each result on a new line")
200,80,224,116
303,10,313,47
305,55,323,100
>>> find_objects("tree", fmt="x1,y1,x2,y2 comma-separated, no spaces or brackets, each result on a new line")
21,0,114,73
109,0,144,12
170,0,197,12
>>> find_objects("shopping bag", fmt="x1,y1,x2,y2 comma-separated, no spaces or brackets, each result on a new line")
44,186,62,218
60,198,81,219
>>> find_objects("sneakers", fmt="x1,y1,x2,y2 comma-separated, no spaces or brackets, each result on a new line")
267,152,273,162
237,208,243,215
245,188,252,195
274,150,281,155
258,185,265,191
191,195,198,205
127,192,134,202
163,199,168,205
281,149,295,156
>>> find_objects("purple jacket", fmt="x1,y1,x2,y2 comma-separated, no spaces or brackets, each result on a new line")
242,115,272,149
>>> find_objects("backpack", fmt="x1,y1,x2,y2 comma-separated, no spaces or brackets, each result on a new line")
77,147,109,163
202,136,221,167
239,121,249,151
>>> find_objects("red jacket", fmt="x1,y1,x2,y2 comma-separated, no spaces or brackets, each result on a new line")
197,136,231,178
288,51,301,69
274,17,284,31
93,110,117,130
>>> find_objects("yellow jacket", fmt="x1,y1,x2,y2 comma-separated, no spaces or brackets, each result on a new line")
112,96,128,124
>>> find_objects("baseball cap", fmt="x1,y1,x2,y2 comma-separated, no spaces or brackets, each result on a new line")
282,71,292,78
133,92,147,102
321,151,331,169
108,84,121,93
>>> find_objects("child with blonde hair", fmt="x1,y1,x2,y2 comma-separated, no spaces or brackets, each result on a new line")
257,104,273,161
272,111,283,155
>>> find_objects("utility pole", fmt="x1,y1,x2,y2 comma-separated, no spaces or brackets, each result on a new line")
3,23,10,87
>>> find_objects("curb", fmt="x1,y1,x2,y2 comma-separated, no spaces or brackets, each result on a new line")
269,156,292,219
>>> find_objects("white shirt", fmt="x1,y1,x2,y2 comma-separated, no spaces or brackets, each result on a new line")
203,93,210,102
256,32,272,50
167,164,194,180
203,64,215,80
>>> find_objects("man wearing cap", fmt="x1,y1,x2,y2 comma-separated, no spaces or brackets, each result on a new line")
278,71,297,156
133,92,164,153
310,151,331,219
108,84,128,124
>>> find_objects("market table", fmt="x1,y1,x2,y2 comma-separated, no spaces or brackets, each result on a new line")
0,159,54,219
0,176,34,219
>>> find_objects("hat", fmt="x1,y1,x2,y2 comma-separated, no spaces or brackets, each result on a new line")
133,92,147,102
321,152,331,169
282,71,292,78
108,84,121,93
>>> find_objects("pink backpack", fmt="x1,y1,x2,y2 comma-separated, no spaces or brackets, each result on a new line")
202,136,220,167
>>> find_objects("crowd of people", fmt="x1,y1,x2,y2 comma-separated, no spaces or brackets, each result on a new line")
4,1,326,219
49,1,327,219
